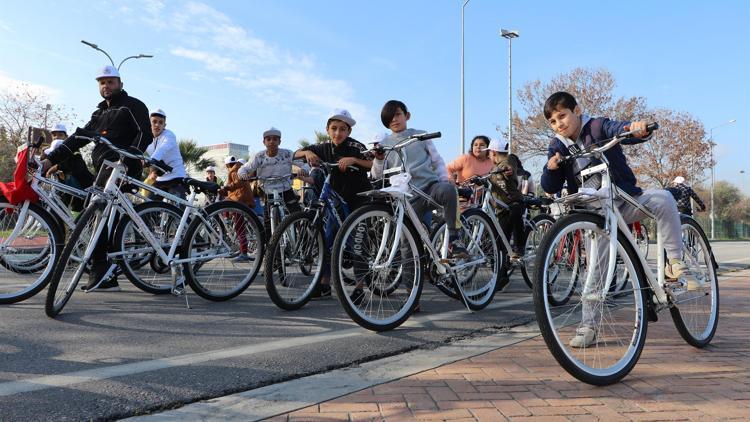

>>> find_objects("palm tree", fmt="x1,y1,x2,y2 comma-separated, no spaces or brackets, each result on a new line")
179,139,216,175
298,130,330,149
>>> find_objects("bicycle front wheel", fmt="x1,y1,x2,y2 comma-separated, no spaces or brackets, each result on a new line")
533,213,648,386
264,210,325,310
45,201,108,317
113,201,182,294
0,202,63,304
669,216,719,347
182,201,263,301
521,213,556,289
331,203,423,332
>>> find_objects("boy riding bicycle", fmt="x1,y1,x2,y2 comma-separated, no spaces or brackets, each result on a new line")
540,91,687,348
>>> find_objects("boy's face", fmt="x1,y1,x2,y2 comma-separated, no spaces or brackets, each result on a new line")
51,131,66,140
263,135,281,155
388,108,410,133
547,105,582,139
489,150,505,163
150,115,166,138
327,120,351,145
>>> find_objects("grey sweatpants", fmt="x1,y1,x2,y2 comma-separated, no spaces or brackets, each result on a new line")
412,181,461,235
580,188,683,328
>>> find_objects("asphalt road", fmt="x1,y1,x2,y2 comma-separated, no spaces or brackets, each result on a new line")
0,241,746,421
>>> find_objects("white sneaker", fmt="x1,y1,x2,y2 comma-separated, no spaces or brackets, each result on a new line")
665,259,687,279
569,327,597,348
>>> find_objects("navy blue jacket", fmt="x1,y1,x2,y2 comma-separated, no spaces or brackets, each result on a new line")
540,116,648,197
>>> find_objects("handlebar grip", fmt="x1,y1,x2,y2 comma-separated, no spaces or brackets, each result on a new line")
646,122,659,132
416,132,441,141
150,159,173,174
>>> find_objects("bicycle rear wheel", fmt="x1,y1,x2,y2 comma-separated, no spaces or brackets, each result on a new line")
182,201,263,301
533,213,648,386
331,203,422,332
264,210,325,310
113,201,182,294
669,216,719,347
45,201,107,317
521,214,555,289
429,208,500,310
0,202,63,304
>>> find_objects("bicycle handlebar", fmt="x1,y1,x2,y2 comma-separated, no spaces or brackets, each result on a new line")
369,131,442,155
556,122,659,166
74,134,173,174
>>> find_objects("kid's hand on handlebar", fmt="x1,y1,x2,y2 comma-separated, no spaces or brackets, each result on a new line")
337,157,358,172
623,121,651,139
547,152,563,170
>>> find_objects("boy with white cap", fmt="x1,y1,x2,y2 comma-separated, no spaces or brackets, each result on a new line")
145,108,188,199
220,155,256,261
485,139,525,262
294,109,373,299
239,127,302,240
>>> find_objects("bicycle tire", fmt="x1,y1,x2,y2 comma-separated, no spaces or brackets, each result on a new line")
112,201,183,295
669,216,719,348
45,201,107,317
520,214,556,289
428,208,500,310
182,201,263,301
264,210,325,311
331,203,423,332
533,213,649,386
0,202,64,304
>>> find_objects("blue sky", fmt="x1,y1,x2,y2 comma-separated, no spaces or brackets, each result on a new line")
1,0,748,191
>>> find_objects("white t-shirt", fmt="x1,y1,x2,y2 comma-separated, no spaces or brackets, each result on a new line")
239,148,294,193
146,128,187,182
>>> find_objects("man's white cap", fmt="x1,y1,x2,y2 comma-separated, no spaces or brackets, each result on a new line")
51,123,67,133
263,127,281,138
95,65,120,80
224,155,237,165
674,176,685,184
44,139,64,156
328,108,356,128
206,166,216,172
238,158,247,165
150,108,167,118
482,139,508,153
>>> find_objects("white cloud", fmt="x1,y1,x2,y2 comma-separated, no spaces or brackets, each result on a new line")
0,72,62,101
120,0,377,136
0,19,12,33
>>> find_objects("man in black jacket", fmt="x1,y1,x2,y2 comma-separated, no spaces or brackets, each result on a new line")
667,176,706,216
42,65,151,291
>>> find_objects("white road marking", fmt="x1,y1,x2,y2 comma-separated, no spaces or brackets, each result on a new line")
0,294,532,397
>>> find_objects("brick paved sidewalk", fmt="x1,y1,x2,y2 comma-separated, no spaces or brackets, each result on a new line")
274,271,750,421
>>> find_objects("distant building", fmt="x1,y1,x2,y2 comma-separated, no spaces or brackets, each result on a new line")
199,142,251,180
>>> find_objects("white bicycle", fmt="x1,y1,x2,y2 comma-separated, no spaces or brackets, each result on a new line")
533,123,719,385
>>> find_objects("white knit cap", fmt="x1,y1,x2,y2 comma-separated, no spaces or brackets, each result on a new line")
263,127,281,138
224,155,237,165
674,176,685,184
328,108,356,127
95,65,120,80
51,123,67,133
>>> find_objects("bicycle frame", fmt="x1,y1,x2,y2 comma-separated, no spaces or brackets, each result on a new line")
365,137,490,308
554,137,670,306
75,137,235,304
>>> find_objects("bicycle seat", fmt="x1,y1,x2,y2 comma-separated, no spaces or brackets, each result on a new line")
457,187,474,200
183,178,219,194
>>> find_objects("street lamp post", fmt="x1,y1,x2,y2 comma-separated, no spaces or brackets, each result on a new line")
81,40,153,70
709,118,736,239
460,0,471,155
500,29,519,154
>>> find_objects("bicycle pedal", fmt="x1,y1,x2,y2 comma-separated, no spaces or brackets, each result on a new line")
172,286,185,296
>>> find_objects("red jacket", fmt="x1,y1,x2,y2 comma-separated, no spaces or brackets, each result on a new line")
0,148,39,205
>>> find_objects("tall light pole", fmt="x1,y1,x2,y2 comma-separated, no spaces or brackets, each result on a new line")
709,118,736,239
81,40,153,70
460,0,471,155
500,29,519,154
